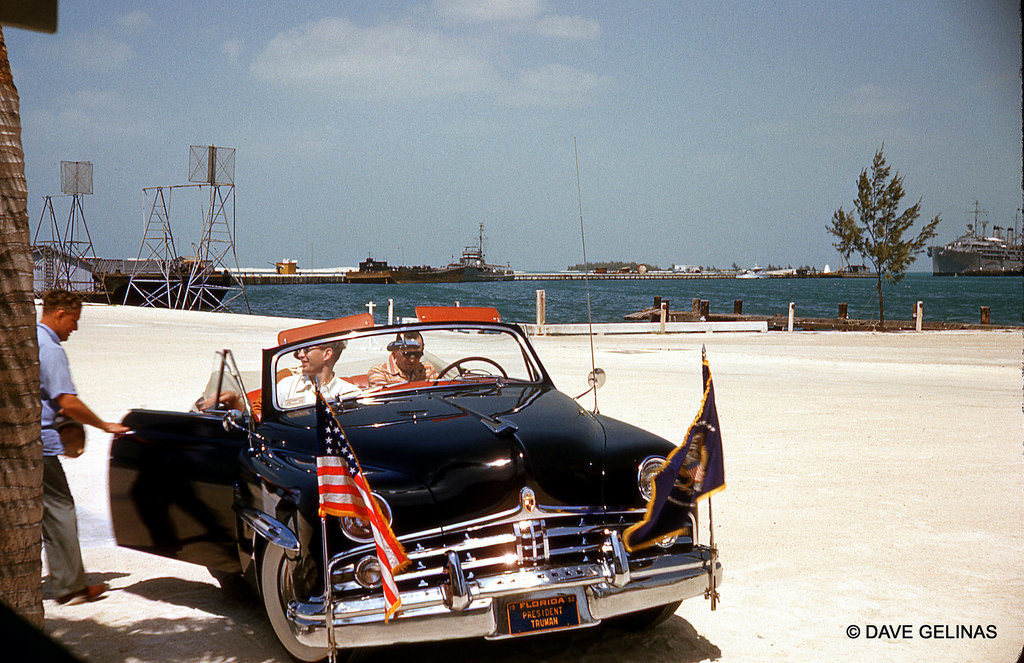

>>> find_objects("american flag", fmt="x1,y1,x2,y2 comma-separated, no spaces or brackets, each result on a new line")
316,392,410,620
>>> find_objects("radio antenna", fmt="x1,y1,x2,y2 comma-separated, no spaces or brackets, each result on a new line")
574,137,599,413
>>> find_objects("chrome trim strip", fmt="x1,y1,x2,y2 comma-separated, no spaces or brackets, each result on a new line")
443,550,471,611
333,503,647,567
236,506,300,557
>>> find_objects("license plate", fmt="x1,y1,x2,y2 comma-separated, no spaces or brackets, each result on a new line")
505,595,580,635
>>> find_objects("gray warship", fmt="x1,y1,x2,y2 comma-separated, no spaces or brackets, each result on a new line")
927,202,1022,276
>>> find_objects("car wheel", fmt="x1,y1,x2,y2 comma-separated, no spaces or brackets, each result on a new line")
260,544,335,663
605,601,682,631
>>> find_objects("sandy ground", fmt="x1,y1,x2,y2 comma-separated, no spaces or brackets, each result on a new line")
39,304,1023,662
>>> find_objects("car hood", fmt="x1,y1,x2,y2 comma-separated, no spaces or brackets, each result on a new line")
266,383,675,534
343,385,606,529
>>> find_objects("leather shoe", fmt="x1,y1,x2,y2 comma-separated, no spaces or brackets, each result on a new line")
56,583,108,605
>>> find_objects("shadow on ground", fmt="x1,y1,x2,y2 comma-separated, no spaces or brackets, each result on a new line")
360,615,720,663
41,571,130,602
46,573,720,663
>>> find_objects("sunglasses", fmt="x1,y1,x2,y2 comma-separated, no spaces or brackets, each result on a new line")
293,346,325,359
400,350,423,359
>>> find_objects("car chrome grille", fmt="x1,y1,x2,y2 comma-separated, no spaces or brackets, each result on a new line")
514,519,549,565
329,505,693,597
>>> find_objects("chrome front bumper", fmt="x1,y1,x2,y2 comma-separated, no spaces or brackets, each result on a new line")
287,530,722,649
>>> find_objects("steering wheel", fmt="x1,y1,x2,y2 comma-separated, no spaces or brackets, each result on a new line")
438,356,508,380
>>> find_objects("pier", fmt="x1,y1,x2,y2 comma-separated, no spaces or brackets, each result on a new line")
233,271,349,285
231,269,864,285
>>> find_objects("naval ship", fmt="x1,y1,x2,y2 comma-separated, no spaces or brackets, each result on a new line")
345,223,513,284
927,203,1022,276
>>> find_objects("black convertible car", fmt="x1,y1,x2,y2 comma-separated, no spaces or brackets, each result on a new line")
109,307,722,661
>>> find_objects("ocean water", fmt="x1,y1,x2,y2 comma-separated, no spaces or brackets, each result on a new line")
235,273,1022,327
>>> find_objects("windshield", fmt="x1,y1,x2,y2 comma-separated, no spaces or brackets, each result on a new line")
197,349,256,415
271,324,544,411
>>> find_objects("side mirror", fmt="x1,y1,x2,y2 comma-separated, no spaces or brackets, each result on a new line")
222,409,247,433
574,368,607,402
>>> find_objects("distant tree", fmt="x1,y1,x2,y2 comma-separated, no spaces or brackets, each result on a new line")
566,260,662,272
828,145,940,323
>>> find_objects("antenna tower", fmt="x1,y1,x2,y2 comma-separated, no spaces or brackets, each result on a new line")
124,145,249,312
32,161,97,294
124,186,182,307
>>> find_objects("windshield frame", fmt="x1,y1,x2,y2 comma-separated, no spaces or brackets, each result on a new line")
261,320,551,416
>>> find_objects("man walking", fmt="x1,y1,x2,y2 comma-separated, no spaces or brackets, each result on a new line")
38,289,128,604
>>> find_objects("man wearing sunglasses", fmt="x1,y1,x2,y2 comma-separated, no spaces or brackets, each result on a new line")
279,339,361,409
367,332,439,387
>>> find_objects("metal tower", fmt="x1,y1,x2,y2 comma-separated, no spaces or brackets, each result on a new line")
124,145,249,312
32,161,97,294
124,186,182,308
183,145,248,312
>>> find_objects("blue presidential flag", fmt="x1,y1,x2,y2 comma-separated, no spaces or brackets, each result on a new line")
623,350,725,552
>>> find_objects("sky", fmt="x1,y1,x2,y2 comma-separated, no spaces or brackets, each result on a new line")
5,1,1022,272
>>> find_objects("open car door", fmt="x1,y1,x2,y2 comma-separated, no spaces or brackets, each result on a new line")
108,350,253,573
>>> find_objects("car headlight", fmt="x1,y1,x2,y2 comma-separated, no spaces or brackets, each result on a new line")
637,456,683,549
354,555,383,588
637,456,666,502
339,492,393,543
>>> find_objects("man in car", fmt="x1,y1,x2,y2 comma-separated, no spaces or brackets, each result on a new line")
278,339,361,408
367,332,439,387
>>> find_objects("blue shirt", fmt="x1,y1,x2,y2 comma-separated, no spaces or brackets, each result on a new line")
38,323,77,456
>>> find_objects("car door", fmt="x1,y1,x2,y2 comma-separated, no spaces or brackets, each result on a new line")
109,407,250,574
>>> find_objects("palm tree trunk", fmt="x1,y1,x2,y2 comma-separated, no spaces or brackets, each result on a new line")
0,26,44,628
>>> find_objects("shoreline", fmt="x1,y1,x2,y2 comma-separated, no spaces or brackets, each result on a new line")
234,273,1024,327
75,300,1024,334
40,305,1022,662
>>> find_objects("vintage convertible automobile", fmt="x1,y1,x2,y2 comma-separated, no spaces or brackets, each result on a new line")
109,307,722,661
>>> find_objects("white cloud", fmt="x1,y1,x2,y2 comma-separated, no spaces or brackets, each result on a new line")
53,34,133,72
26,89,152,138
533,14,600,40
505,63,613,106
117,10,153,34
251,10,605,104
33,14,144,73
434,0,545,23
434,0,598,40
251,17,499,98
221,39,243,64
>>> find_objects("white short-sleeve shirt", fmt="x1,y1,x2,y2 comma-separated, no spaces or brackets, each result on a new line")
277,373,361,409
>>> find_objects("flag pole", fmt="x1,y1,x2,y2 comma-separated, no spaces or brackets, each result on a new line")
321,515,337,662
705,496,719,610
700,344,719,610
315,379,337,663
